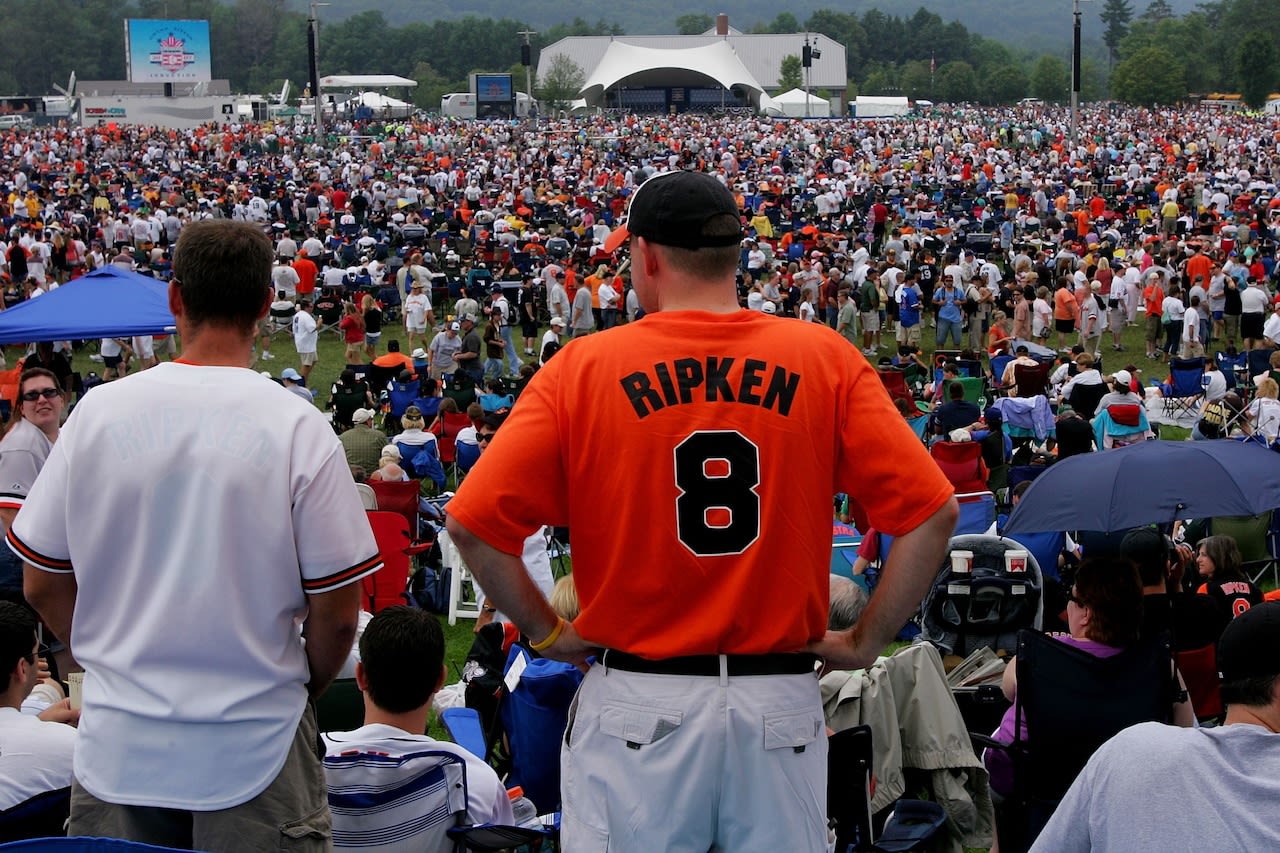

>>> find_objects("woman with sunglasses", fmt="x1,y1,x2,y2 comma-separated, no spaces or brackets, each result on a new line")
983,557,1195,799
0,367,65,599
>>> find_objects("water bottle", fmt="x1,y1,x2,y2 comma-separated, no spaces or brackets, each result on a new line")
507,786,540,829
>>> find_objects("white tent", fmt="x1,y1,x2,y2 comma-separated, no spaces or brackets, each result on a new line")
761,87,830,118
339,91,413,119
579,40,764,109
319,75,417,89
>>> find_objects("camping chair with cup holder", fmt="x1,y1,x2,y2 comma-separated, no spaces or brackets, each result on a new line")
919,534,1044,660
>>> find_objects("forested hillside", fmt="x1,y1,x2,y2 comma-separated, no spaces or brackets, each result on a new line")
0,0,1273,110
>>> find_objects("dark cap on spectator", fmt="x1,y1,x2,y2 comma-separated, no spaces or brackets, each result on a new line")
1218,601,1280,682
1119,527,1171,574
604,171,742,253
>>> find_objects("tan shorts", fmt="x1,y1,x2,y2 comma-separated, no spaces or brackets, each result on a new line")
70,704,330,852
299,351,318,367
896,323,921,345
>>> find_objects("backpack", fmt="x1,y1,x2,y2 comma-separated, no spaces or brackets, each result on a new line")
506,293,521,326
406,560,450,614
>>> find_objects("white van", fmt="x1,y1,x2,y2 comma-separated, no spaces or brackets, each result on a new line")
0,114,33,130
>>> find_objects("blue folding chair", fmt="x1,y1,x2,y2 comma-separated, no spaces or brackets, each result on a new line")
990,354,1014,394
955,491,997,536
1216,350,1247,392
386,379,421,425
1246,348,1277,383
454,440,482,482
1161,357,1205,419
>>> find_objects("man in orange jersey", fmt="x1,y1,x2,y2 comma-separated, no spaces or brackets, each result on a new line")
445,172,957,852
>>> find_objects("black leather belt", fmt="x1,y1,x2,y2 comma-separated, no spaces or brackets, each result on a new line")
602,649,817,677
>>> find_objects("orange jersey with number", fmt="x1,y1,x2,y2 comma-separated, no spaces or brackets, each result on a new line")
447,310,953,657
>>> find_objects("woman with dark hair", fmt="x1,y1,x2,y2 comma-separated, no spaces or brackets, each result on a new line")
1195,535,1264,624
984,557,1194,797
0,367,65,597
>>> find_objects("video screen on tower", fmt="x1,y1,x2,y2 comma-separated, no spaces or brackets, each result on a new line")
125,19,213,83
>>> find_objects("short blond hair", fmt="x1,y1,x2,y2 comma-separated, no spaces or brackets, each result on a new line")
549,575,579,621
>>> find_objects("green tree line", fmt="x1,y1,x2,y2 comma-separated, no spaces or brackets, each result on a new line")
0,0,1274,108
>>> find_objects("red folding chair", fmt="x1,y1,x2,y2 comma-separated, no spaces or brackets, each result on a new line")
929,441,988,493
1175,643,1223,723
366,479,421,534
435,410,472,465
877,367,914,408
363,511,413,613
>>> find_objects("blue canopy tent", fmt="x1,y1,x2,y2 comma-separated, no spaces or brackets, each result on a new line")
0,267,175,345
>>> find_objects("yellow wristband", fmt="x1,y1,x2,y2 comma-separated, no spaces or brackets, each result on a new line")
529,617,567,652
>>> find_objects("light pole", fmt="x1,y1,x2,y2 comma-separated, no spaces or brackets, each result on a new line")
518,29,536,120
802,33,821,118
308,1,329,137
1070,0,1090,150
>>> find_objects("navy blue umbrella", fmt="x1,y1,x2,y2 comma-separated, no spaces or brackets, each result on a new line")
1004,440,1280,534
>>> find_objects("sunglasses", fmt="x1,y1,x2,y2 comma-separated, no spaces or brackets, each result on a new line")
21,388,60,402
476,432,496,443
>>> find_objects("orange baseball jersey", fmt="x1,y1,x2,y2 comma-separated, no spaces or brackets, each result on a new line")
448,310,954,658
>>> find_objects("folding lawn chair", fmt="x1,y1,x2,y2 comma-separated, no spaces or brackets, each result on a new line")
1211,511,1278,588
324,743,470,851
1246,348,1277,386
366,480,423,536
1161,357,1205,419
905,413,929,444
827,726,947,853
989,354,1014,396
1011,362,1051,398
0,787,71,844
970,629,1176,853
363,510,419,613
1216,350,1247,392
954,491,997,536
1066,381,1108,419
952,376,984,405
930,441,988,493
877,367,914,408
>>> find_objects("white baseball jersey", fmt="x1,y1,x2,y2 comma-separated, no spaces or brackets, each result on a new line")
9,363,381,810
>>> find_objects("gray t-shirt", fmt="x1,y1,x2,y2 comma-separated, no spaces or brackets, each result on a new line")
571,287,595,331
1031,722,1280,852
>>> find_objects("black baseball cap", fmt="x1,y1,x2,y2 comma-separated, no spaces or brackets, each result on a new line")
603,171,742,254
1119,527,1172,573
1218,601,1280,683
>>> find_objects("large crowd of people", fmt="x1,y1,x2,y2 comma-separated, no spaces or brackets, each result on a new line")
0,102,1279,851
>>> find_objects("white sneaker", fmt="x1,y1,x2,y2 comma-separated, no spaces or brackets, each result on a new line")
89,354,104,362
261,352,275,360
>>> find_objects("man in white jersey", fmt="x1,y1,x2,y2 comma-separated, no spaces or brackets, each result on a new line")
10,220,381,852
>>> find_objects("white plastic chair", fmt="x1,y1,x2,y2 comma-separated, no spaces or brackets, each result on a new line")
437,528,482,625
